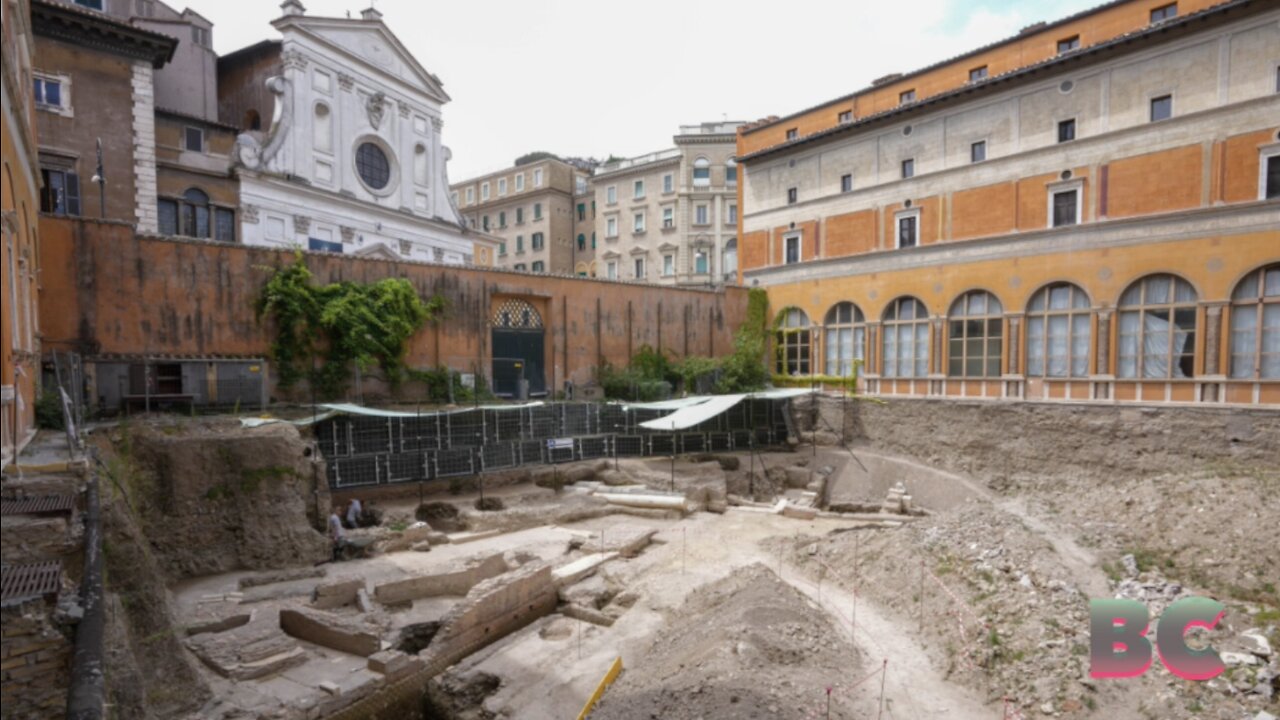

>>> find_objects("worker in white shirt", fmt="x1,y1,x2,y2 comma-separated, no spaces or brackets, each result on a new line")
345,497,363,529
328,507,346,561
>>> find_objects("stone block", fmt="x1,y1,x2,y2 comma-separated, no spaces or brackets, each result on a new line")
186,611,252,636
784,466,813,488
781,503,818,520
313,578,363,609
366,649,411,675
279,608,380,657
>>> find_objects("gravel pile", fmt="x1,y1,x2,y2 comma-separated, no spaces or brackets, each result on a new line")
590,563,862,720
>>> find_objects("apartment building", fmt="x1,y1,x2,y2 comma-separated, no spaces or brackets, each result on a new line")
452,158,590,274
593,122,742,284
737,0,1279,406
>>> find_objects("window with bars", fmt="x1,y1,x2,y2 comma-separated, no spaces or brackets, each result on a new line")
1026,283,1090,377
1229,264,1280,379
775,308,811,375
947,291,1003,378
882,297,929,378
824,302,865,378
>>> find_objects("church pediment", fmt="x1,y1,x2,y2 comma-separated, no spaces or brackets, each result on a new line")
278,18,450,103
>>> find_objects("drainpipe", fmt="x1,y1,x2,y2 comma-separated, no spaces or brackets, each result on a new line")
67,471,105,720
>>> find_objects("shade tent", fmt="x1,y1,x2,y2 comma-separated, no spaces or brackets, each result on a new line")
635,388,814,432
242,389,813,432
241,400,547,428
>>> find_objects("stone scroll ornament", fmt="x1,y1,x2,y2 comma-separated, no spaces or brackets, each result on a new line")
234,76,292,171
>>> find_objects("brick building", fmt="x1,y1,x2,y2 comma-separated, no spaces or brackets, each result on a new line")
453,122,743,285
452,157,591,274
29,0,176,230
736,0,1279,405
590,122,742,285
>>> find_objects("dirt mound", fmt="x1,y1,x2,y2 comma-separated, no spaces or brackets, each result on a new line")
114,422,329,580
590,563,861,720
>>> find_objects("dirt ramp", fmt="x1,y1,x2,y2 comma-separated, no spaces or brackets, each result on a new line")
128,422,329,579
589,564,862,720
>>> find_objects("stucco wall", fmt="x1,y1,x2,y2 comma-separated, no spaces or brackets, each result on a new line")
37,217,749,398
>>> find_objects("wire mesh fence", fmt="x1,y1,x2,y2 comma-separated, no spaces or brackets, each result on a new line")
317,399,795,490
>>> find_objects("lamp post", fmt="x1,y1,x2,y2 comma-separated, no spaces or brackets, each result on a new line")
91,138,105,220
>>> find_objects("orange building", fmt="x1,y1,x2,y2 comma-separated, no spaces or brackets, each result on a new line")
2,0,43,466
737,0,1280,406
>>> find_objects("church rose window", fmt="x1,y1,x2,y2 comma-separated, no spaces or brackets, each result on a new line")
356,142,391,190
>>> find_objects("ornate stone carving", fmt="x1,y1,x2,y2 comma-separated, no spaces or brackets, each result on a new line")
293,215,311,234
281,49,309,70
233,77,292,171
366,91,388,129
430,116,443,131
340,226,355,243
337,73,355,92
240,204,259,224
397,102,411,119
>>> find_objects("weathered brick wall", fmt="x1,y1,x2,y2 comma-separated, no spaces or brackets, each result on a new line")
0,600,72,719
38,218,749,399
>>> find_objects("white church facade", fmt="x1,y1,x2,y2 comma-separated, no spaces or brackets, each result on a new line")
222,2,494,264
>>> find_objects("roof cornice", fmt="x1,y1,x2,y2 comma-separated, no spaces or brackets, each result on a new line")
30,0,177,68
739,0,1259,161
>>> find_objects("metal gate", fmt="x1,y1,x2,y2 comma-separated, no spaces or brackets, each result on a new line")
491,299,545,398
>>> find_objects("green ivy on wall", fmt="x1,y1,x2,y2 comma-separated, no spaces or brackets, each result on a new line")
255,252,445,399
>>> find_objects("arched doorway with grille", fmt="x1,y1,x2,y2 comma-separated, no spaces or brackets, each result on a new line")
491,298,546,398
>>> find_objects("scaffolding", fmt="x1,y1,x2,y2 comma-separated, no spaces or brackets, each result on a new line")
314,398,797,490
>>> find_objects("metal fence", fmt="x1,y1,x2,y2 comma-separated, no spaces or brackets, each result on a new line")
317,399,794,490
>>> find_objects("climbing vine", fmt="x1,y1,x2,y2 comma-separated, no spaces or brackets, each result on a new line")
256,252,445,398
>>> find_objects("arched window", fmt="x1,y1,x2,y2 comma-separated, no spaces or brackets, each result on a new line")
314,103,332,153
413,144,428,186
1026,283,1090,377
824,302,865,378
882,297,929,378
775,308,811,376
492,298,543,328
243,109,261,131
1229,264,1280,379
1118,274,1197,378
693,157,710,187
948,291,1003,377
722,239,738,281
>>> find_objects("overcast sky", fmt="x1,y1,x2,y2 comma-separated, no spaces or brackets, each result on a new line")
205,0,1102,181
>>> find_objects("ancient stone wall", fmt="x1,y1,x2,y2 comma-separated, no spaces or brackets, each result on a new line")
372,553,509,605
840,397,1280,482
0,600,72,719
126,423,329,580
